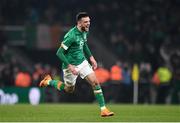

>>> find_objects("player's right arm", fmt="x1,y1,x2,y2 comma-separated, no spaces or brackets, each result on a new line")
56,48,78,75
56,47,69,66
56,33,78,75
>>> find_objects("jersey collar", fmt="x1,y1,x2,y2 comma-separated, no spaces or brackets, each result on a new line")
75,26,84,35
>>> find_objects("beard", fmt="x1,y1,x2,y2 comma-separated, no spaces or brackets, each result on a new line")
81,26,89,32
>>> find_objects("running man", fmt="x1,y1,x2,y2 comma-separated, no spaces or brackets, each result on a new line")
39,12,114,117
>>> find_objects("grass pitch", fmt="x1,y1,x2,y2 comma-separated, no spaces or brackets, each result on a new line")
0,103,180,122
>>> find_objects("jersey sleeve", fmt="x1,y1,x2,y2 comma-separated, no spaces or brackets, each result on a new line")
61,33,74,50
56,47,70,66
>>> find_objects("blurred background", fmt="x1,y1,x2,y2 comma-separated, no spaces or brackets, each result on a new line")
0,0,180,105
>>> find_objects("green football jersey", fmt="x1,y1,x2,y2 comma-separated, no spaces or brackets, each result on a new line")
60,26,88,69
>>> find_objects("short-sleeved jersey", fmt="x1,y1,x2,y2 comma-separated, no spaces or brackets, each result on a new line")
60,26,88,69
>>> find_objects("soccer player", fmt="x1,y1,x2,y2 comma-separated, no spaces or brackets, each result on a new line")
39,12,114,117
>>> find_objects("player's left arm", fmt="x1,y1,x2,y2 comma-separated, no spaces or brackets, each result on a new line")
83,42,97,70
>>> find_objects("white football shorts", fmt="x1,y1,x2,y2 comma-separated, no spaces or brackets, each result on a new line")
63,60,94,86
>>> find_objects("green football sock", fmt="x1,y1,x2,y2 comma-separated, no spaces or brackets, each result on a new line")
94,85,106,110
49,80,65,91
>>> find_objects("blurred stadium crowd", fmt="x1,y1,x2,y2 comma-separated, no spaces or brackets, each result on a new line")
0,0,180,104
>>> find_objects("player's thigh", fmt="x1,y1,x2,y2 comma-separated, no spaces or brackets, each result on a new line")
79,60,94,78
85,72,99,87
63,69,78,86
78,60,99,87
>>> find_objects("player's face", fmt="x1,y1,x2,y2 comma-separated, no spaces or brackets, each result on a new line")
79,17,90,32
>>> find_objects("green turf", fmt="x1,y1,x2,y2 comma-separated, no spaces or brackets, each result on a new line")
0,103,180,122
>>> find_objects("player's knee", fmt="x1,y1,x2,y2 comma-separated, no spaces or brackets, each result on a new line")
64,86,75,93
